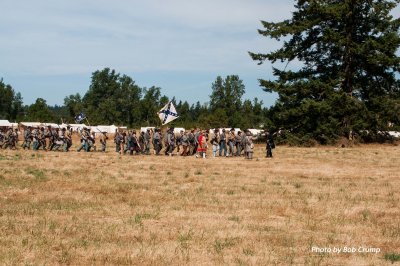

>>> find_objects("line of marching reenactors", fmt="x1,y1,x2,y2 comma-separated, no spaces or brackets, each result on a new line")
0,126,274,159
0,127,19,149
0,125,73,152
111,127,260,159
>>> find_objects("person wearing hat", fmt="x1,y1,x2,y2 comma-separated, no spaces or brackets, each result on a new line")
265,130,275,158
77,127,89,152
22,126,32,150
228,128,236,157
219,128,227,157
211,129,220,157
99,131,108,152
152,128,162,155
176,130,183,154
64,126,72,152
167,127,176,156
180,130,189,156
32,127,40,150
144,128,151,155
38,127,47,151
235,131,242,156
244,130,254,159
196,130,208,159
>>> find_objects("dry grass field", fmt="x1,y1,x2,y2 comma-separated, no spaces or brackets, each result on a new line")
0,143,399,265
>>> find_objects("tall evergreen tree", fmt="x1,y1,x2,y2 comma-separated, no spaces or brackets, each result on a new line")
209,75,246,127
250,0,400,142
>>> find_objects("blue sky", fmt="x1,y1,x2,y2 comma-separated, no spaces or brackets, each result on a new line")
0,0,299,107
4,0,384,107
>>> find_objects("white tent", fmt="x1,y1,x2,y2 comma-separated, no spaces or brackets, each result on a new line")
173,127,185,134
67,123,88,132
140,126,155,133
97,125,119,134
0,120,11,127
20,122,42,128
96,125,126,134
42,123,59,128
388,131,400,139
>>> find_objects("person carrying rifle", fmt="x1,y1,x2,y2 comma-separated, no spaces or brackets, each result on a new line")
22,126,32,150
64,126,72,152
144,129,151,155
99,131,108,152
153,128,162,155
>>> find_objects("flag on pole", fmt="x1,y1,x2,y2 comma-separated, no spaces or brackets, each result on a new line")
157,101,179,125
74,112,86,123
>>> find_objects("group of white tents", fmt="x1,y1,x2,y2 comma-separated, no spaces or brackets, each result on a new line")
0,120,127,134
0,120,265,137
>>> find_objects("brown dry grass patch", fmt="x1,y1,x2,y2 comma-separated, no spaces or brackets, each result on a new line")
0,144,399,265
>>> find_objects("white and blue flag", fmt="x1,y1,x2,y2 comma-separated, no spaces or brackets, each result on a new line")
158,101,179,125
75,112,86,123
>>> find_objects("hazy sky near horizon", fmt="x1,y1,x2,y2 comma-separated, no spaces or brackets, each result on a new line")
2,0,382,107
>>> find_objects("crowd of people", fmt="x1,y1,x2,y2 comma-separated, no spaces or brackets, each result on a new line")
0,126,275,159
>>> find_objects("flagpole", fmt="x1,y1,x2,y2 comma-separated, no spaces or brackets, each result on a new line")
85,117,91,127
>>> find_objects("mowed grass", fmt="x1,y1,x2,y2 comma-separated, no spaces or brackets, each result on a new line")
0,145,399,265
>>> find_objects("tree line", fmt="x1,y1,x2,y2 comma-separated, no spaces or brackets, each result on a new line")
0,70,269,131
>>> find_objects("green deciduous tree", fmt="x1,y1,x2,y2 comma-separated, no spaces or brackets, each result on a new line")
26,98,54,122
250,0,400,143
64,93,83,122
0,79,25,121
83,68,142,126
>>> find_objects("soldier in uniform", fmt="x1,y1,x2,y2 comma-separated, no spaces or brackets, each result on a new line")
88,131,96,152
10,128,19,149
211,129,220,157
22,126,32,150
32,127,40,150
167,128,176,156
176,130,183,154
46,126,56,151
51,127,64,151
139,131,145,154
0,129,4,148
188,129,195,155
113,130,123,153
120,131,127,155
124,130,132,154
38,127,47,150
219,129,227,157
153,128,162,155
127,130,140,155
228,128,235,157
144,129,151,155
77,127,89,152
2,128,14,149
99,131,108,152
240,130,246,156
244,130,254,159
265,130,275,158
180,131,189,156
193,128,201,155
235,131,242,156
64,126,72,152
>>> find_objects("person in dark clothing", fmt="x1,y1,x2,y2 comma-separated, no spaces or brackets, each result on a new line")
265,130,275,158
